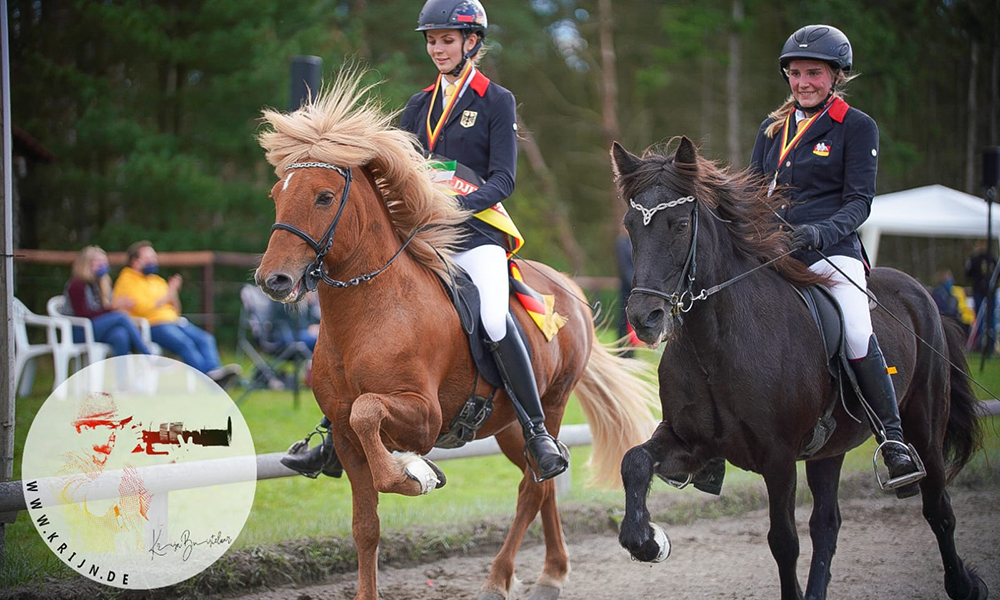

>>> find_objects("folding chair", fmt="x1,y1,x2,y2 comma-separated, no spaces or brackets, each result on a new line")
235,284,313,406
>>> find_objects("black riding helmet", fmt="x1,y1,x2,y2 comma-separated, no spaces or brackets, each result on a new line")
416,0,488,77
779,24,852,81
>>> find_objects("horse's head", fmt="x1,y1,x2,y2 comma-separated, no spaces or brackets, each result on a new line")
612,137,705,346
254,68,470,304
255,160,364,303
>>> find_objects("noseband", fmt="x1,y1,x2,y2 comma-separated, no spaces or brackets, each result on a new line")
628,195,795,317
629,195,704,316
270,161,423,291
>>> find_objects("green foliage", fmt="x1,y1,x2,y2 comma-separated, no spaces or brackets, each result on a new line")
8,0,1000,280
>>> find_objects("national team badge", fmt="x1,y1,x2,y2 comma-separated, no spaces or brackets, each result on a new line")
813,142,831,157
460,110,478,128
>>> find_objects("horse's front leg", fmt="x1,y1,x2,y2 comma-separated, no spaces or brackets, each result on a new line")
618,421,680,563
803,454,845,600
764,459,803,600
349,391,444,496
338,442,382,600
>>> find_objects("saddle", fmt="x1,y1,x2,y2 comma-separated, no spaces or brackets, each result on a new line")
433,266,533,448
794,285,866,459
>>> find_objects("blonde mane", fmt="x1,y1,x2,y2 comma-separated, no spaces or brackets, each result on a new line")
257,68,469,280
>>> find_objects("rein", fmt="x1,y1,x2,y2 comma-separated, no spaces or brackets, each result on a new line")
270,161,422,291
629,196,793,316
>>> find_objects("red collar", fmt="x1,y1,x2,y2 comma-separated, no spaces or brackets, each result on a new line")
422,70,492,96
828,96,850,123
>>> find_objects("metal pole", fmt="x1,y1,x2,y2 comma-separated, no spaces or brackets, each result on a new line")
0,0,16,563
289,56,322,111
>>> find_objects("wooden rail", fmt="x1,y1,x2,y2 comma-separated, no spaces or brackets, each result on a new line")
13,250,621,334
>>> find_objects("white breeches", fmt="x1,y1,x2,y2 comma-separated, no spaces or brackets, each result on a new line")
808,255,872,360
453,244,510,342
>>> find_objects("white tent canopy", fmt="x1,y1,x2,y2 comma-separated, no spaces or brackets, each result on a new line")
859,184,1000,265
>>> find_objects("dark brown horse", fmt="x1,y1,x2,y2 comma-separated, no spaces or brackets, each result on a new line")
612,137,986,600
252,71,659,600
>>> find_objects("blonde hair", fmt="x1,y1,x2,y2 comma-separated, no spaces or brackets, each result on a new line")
764,66,857,138
71,246,106,283
257,67,469,279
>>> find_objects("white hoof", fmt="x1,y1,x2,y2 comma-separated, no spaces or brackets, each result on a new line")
649,522,671,562
397,452,440,495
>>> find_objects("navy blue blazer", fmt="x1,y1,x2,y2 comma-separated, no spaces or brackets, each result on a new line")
749,97,879,266
400,70,518,249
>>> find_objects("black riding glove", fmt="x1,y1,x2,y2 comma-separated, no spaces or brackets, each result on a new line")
791,224,822,251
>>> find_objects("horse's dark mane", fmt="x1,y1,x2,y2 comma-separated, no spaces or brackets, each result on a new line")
616,146,827,288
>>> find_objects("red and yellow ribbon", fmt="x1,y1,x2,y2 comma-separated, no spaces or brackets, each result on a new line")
425,61,475,152
777,98,835,165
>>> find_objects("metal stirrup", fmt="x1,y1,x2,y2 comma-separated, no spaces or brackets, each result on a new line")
872,440,926,490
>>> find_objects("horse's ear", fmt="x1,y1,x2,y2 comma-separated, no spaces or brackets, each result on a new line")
674,136,699,168
611,141,642,178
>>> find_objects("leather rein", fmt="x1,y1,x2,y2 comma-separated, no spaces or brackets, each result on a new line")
270,161,422,291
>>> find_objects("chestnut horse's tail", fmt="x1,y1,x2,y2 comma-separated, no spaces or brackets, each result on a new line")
573,334,660,488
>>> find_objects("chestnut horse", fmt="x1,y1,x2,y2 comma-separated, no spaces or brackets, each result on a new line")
612,138,986,600
253,71,658,600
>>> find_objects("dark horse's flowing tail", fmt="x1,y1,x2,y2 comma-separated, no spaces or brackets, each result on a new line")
940,317,984,483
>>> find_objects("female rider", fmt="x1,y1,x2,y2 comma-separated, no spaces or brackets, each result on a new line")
749,24,924,494
282,0,568,482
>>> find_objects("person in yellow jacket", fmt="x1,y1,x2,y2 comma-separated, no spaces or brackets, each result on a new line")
113,241,240,388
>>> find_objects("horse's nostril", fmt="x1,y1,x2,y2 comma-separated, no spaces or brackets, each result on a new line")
643,309,665,330
266,273,293,293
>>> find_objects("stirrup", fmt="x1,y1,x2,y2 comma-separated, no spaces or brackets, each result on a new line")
873,440,926,491
656,472,693,490
283,427,331,479
523,437,570,483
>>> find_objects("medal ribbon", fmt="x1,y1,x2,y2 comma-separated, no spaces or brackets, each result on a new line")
425,61,474,152
777,97,835,165
769,98,836,197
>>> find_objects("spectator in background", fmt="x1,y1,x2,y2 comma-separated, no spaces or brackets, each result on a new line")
65,246,151,357
112,240,240,388
965,241,996,344
268,291,319,353
615,229,641,351
931,270,973,335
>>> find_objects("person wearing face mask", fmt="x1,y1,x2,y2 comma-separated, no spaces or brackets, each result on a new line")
112,240,241,387
749,25,925,494
281,0,570,482
64,246,152,357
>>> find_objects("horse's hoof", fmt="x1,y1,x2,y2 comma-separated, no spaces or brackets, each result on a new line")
425,457,447,489
400,453,440,494
478,591,506,600
648,522,671,562
969,577,989,600
527,583,562,600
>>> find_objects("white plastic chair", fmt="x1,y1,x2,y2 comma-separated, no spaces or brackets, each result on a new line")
47,295,161,356
45,295,111,366
12,298,84,397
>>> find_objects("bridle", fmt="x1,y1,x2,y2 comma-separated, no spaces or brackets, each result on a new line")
628,195,792,317
270,161,422,291
629,195,703,316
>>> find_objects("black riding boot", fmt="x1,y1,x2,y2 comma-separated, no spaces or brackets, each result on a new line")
490,316,569,482
851,334,925,493
281,416,343,479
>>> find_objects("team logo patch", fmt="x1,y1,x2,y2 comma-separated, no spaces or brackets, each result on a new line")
460,110,478,128
813,142,831,157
